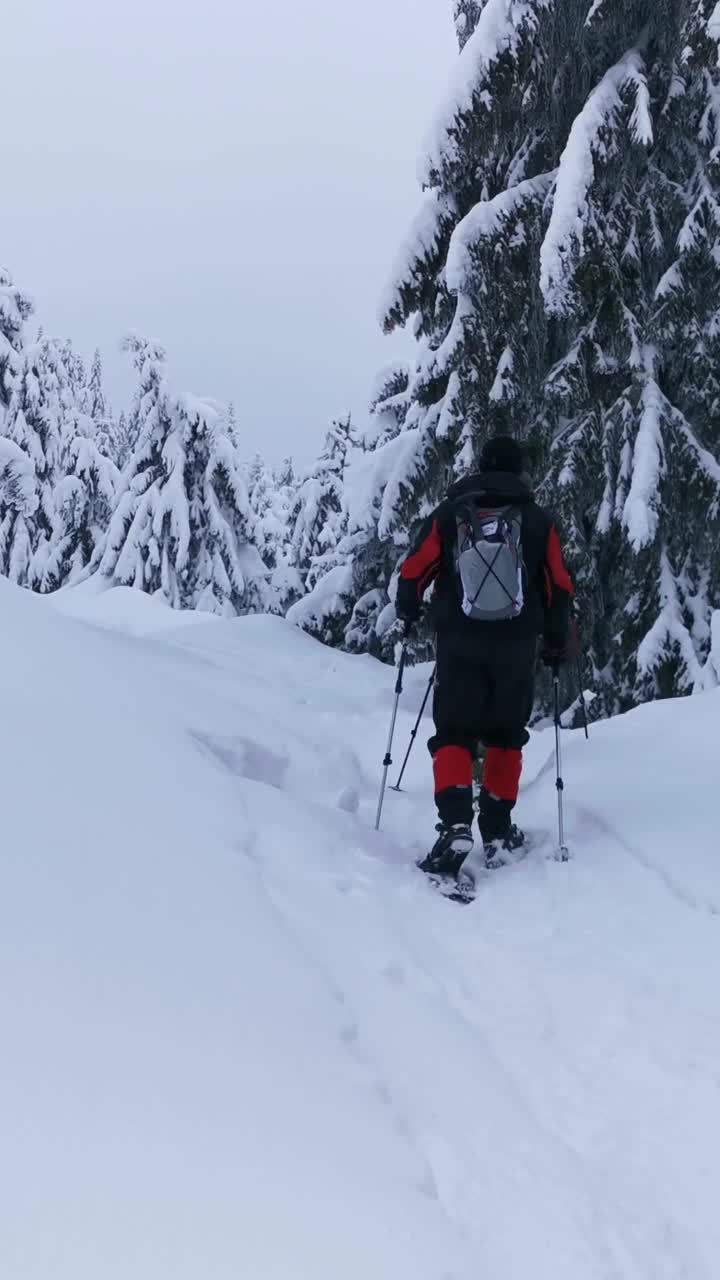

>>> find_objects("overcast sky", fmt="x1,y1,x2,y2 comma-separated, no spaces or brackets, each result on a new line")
4,1,455,463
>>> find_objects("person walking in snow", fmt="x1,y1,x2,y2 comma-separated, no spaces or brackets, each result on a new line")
395,435,573,877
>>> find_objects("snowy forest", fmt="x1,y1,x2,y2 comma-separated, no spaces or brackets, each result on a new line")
3,0,720,717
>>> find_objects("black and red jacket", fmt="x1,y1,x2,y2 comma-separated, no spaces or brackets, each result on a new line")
396,470,573,651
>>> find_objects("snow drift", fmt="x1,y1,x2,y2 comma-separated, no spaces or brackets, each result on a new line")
2,577,719,1280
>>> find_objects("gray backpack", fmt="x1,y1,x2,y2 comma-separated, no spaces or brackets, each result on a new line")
454,500,526,621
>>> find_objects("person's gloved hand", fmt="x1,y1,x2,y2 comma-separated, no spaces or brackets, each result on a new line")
395,578,421,627
541,643,568,669
542,617,579,668
396,610,419,642
397,604,420,626
538,611,576,670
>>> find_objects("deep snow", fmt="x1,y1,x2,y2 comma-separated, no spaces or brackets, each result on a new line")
2,578,719,1279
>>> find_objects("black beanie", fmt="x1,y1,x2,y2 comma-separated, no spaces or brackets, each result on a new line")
480,435,524,475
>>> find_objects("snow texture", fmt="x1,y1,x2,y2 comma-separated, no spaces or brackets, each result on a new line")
286,562,354,631
3,578,720,1280
540,51,653,315
585,0,606,25
0,437,37,515
489,346,515,401
709,3,720,61
345,426,425,542
637,552,703,688
447,174,553,294
622,376,665,551
379,190,455,328
419,0,543,185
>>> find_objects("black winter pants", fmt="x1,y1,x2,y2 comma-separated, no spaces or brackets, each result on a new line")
427,634,537,833
428,635,536,758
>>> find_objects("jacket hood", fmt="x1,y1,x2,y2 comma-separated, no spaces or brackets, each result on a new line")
446,469,534,505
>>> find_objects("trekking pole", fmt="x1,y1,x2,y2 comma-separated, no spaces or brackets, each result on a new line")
390,666,435,793
375,623,412,831
553,664,570,860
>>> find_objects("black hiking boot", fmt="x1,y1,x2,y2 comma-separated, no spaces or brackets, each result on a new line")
483,823,525,870
418,823,474,878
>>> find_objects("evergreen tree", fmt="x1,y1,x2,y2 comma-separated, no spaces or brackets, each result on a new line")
42,434,121,591
538,0,720,708
0,438,38,545
224,401,239,448
60,339,86,401
362,0,720,709
86,349,117,458
288,415,355,592
58,340,94,449
285,417,359,644
0,267,33,413
270,456,298,561
247,453,274,543
244,451,299,612
0,337,67,587
274,456,295,490
287,388,415,654
364,363,411,449
265,455,302,615
31,343,123,591
113,411,135,470
98,334,269,615
452,1,483,48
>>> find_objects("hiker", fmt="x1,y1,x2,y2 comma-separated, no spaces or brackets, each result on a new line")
395,435,573,875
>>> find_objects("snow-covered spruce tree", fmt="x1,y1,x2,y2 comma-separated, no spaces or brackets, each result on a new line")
113,411,135,469
223,401,239,448
285,416,359,644
0,439,38,553
452,1,484,49
269,456,302,614
362,0,720,710
272,455,298,553
246,452,300,613
247,453,274,545
288,415,355,593
271,455,299,562
85,349,117,458
274,455,295,489
0,337,67,587
539,1,720,708
286,372,428,657
42,434,121,591
339,365,435,658
98,334,269,615
0,267,33,413
11,338,121,592
60,339,86,400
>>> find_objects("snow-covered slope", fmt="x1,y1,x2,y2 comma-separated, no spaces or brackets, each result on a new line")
2,578,719,1280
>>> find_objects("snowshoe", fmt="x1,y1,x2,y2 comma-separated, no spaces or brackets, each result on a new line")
422,863,477,905
417,822,474,879
483,823,525,871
